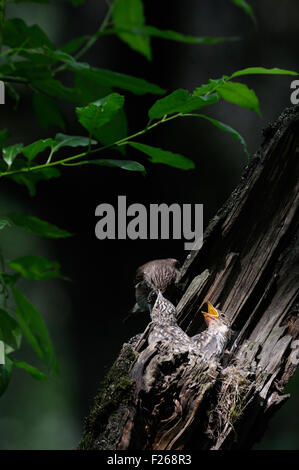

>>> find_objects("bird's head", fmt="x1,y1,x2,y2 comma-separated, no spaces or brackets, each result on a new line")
135,258,180,293
201,302,230,332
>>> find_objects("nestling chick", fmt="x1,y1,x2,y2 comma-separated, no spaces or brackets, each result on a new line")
192,302,231,361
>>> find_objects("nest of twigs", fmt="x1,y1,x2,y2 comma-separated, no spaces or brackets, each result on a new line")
206,362,255,445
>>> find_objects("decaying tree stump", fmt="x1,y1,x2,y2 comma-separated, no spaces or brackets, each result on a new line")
78,106,299,450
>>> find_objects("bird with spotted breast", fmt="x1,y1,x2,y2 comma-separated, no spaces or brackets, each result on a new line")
148,290,197,354
126,258,231,363
148,294,231,360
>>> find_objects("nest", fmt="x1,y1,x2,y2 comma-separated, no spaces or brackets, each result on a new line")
206,362,255,446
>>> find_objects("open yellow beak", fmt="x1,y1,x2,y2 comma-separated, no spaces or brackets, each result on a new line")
202,302,219,324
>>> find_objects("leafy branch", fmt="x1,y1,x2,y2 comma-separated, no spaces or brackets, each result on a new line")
1,66,298,183
0,214,72,395
0,114,179,176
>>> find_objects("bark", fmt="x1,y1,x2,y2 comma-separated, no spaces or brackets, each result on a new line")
78,105,299,450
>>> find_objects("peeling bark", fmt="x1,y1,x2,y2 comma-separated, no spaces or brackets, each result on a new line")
78,106,299,450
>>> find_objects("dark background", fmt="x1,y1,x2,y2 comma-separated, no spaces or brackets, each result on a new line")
0,0,298,449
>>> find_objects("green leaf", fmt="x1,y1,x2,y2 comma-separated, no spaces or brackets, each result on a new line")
149,89,219,120
9,255,62,281
32,78,79,103
2,143,24,168
230,67,299,79
196,114,249,157
0,273,20,286
13,47,53,66
53,133,95,149
82,159,146,174
128,142,195,170
23,138,55,162
0,309,22,354
39,48,89,70
113,0,151,60
76,93,125,136
120,25,239,45
217,81,261,115
33,93,65,130
3,18,54,49
231,0,256,24
193,78,226,97
0,356,13,397
0,129,10,148
11,360,47,381
6,213,72,238
50,133,97,155
12,288,57,372
74,68,165,96
20,134,97,168
94,109,128,154
10,168,61,197
73,69,112,105
0,219,11,230
3,59,51,80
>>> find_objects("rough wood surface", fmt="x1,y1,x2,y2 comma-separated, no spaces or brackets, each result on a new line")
78,106,299,450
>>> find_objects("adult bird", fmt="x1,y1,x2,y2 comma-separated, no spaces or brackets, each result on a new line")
124,258,180,322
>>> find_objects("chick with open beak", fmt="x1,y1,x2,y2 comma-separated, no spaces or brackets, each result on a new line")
192,302,231,361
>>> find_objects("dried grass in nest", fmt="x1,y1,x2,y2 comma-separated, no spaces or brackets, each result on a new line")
207,363,255,442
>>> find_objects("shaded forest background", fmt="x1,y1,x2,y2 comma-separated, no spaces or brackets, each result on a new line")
0,0,298,449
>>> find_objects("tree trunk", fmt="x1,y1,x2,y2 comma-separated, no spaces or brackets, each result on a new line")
78,105,299,450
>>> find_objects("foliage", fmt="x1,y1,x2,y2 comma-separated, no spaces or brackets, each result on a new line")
0,0,297,397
